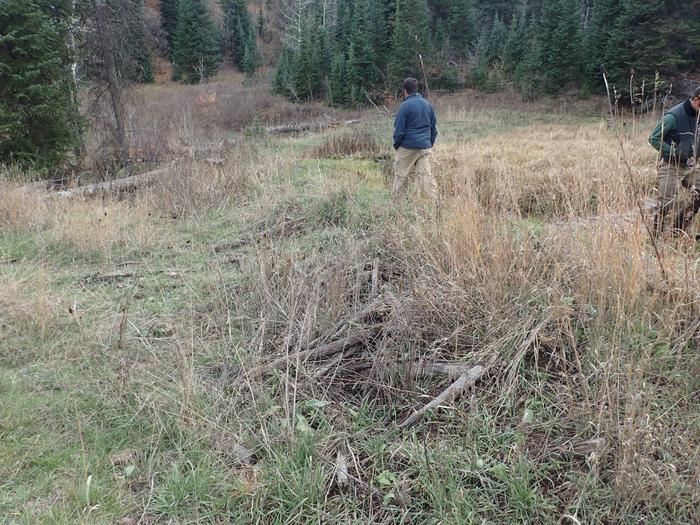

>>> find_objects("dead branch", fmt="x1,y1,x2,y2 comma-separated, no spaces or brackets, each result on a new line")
49,167,170,200
335,451,350,487
370,258,379,300
305,293,390,350
398,365,485,430
214,217,307,253
253,333,368,377
265,119,361,135
315,360,481,380
211,433,256,466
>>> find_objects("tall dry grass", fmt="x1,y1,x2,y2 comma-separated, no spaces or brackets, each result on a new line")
4,96,699,520
209,115,700,519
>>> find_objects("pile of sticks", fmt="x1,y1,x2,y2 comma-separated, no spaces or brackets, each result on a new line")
251,288,486,430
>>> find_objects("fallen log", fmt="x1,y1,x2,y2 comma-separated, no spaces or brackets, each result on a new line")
266,119,361,135
305,293,390,350
398,365,485,430
214,217,307,253
315,360,480,379
253,333,367,377
335,451,350,487
211,433,256,466
49,167,170,200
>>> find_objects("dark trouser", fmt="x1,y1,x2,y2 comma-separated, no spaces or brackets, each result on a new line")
653,160,700,237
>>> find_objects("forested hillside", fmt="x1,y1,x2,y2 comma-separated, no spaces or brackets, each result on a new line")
1,0,699,171
4,1,700,523
270,0,700,103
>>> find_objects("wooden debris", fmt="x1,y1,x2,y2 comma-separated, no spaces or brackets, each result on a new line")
412,361,480,379
335,451,350,487
265,119,361,135
84,268,183,283
48,167,170,200
314,360,482,380
254,333,367,376
86,272,135,282
214,217,307,253
570,437,606,456
370,258,379,299
305,294,389,350
398,365,485,430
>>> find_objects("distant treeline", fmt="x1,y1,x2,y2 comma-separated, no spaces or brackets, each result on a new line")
272,0,700,104
3,0,699,170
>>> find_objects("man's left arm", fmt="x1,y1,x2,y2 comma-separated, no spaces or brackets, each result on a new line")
393,105,407,150
430,106,438,147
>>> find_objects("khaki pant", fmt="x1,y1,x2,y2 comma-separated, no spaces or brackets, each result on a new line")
654,160,700,234
392,147,438,203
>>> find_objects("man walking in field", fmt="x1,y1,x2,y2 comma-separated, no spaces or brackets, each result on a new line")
392,78,439,205
649,86,700,237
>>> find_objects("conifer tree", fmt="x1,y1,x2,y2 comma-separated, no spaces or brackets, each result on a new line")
537,0,583,93
328,52,349,106
607,0,700,92
502,6,527,76
346,0,378,103
222,0,259,72
389,0,429,89
242,29,259,76
513,15,544,99
160,0,178,55
472,16,507,90
172,0,221,83
257,8,265,37
0,0,79,170
366,0,393,74
448,0,475,56
273,47,295,98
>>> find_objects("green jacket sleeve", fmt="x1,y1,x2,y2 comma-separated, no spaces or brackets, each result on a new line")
649,113,677,159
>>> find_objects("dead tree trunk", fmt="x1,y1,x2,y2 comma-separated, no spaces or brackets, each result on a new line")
92,0,129,166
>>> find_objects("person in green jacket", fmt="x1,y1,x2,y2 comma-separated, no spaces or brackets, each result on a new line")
649,86,700,237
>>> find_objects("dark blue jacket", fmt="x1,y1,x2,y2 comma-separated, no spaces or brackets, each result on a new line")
393,93,438,150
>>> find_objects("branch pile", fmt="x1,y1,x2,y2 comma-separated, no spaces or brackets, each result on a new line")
248,286,487,430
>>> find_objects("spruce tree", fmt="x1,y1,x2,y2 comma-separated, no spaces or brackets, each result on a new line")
389,0,430,89
448,0,475,57
366,0,393,73
221,0,258,72
328,52,349,106
472,16,507,91
273,47,295,98
172,0,221,83
257,8,265,37
608,0,700,92
537,0,583,93
160,0,178,56
0,0,80,170
347,0,377,103
502,6,527,76
513,15,545,99
242,29,259,76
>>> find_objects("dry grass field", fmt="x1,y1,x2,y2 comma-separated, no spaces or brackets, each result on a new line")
1,83,699,524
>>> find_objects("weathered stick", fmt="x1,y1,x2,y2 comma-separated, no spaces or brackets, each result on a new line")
49,167,170,200
316,360,480,379
214,217,307,253
370,258,379,299
211,433,256,465
335,451,350,487
413,361,480,379
265,119,361,134
253,333,366,376
398,365,485,430
305,294,389,350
